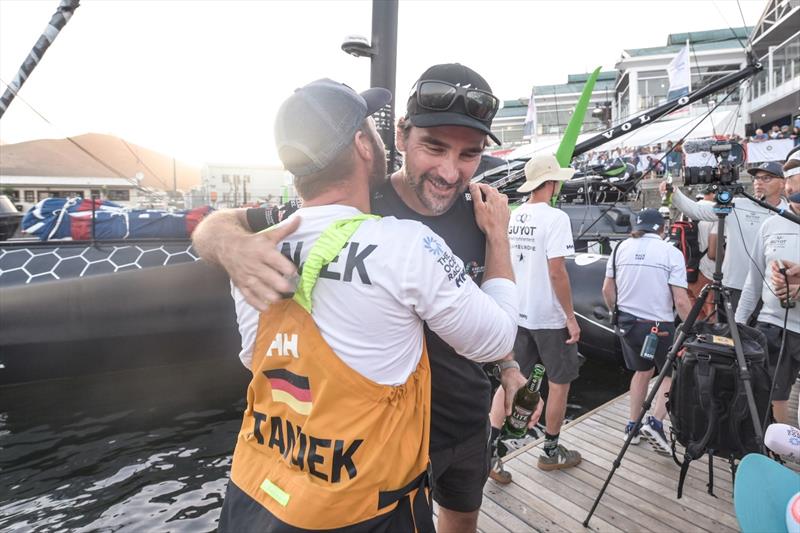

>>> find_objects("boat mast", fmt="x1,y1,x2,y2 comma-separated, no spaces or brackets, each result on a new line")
0,0,81,120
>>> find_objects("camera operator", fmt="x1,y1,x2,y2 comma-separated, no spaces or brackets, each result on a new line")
602,209,692,454
659,162,789,316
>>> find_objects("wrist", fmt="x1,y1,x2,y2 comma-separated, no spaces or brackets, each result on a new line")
491,359,520,380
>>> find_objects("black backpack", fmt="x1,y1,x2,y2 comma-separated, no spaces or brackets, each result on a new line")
669,219,706,283
667,322,771,498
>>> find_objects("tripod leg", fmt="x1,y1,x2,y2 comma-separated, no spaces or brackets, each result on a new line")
584,284,713,527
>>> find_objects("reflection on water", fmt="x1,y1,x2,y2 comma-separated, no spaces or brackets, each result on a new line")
0,356,629,531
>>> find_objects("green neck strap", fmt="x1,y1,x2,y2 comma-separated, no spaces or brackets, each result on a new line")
293,214,380,312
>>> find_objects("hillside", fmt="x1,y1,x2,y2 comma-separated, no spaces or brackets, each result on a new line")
0,133,200,191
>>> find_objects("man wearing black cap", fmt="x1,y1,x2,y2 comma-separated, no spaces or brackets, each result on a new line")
661,161,788,317
602,209,692,455
194,65,533,533
214,78,520,532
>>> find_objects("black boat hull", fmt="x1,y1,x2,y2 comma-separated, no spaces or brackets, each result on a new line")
0,240,621,386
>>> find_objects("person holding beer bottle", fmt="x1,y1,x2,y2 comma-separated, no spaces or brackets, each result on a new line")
496,154,582,471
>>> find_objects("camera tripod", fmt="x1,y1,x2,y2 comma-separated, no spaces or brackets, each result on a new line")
584,188,767,527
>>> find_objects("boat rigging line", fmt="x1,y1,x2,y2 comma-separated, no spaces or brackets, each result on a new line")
0,77,150,194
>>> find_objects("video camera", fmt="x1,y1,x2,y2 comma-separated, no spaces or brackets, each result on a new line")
682,139,745,186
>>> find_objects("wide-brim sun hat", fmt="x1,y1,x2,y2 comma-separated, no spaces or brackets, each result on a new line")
517,154,575,193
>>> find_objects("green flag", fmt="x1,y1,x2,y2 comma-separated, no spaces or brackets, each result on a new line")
551,66,601,205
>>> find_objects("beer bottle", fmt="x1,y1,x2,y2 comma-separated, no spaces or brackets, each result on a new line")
502,364,545,438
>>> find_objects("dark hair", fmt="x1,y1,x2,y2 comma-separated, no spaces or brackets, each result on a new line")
294,120,370,199
630,230,647,238
397,115,488,149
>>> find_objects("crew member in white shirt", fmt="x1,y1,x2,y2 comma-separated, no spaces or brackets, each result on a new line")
660,162,789,317
736,158,800,424
602,209,692,455
497,153,582,471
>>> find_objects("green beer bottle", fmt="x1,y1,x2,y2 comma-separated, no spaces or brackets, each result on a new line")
503,364,545,438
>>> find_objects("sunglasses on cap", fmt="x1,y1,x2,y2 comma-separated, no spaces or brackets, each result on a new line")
411,80,500,122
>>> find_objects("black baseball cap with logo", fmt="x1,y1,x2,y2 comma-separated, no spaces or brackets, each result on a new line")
406,63,501,144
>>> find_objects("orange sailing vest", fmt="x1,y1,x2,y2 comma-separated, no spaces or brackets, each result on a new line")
221,216,434,532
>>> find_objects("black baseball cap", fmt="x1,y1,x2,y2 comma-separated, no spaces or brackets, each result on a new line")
406,63,502,144
274,79,391,177
633,208,665,233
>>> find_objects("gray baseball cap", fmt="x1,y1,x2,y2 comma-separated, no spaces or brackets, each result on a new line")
746,161,784,179
274,79,392,177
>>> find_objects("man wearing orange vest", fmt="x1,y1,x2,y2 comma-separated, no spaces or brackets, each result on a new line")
215,79,519,531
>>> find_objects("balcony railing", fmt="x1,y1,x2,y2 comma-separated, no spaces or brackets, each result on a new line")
751,30,800,101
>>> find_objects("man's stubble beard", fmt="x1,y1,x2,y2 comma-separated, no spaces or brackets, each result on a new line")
406,169,466,216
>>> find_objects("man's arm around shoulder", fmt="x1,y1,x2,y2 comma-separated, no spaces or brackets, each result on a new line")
192,207,299,310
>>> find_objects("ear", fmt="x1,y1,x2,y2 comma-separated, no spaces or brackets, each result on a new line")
353,130,373,162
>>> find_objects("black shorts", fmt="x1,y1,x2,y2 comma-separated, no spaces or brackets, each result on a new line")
616,312,675,376
428,424,490,513
756,322,800,402
513,327,580,384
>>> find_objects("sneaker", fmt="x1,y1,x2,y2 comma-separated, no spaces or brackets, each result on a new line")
488,457,512,484
497,433,538,457
623,421,641,445
537,444,582,471
640,416,671,455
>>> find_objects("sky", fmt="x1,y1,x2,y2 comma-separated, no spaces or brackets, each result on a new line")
0,0,766,167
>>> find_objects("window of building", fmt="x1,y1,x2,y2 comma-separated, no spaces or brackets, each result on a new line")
38,191,56,201
4,189,20,202
222,174,230,183
106,189,130,202
90,189,101,199
24,190,35,203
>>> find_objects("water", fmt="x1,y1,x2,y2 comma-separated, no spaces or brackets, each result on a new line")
0,356,630,531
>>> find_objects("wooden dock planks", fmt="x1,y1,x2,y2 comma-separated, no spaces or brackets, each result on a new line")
477,380,800,532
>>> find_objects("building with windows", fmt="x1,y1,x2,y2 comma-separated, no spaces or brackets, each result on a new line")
491,71,617,151
195,164,293,209
747,0,799,131
493,3,799,160
614,27,751,122
0,175,144,212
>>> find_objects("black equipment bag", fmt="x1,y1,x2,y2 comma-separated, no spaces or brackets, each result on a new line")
667,322,771,498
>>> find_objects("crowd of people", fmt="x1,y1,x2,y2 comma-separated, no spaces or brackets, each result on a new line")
188,63,800,532
749,122,800,143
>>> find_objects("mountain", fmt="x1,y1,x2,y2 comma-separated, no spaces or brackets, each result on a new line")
0,133,200,191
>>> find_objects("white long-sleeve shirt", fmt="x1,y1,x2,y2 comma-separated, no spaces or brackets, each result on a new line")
234,205,519,385
735,212,800,333
672,188,788,290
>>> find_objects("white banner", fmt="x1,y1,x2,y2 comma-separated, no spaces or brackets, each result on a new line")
523,88,537,140
747,138,795,163
685,151,716,167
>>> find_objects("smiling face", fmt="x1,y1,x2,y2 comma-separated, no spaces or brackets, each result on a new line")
396,124,485,215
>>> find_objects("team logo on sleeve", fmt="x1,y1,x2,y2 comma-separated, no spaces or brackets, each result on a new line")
423,236,444,256
264,369,312,415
